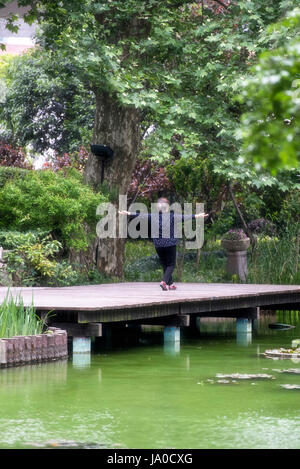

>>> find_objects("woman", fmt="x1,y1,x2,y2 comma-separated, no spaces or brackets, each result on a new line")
119,198,208,291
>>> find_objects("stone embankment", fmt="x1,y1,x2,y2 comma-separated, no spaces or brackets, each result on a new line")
0,327,68,367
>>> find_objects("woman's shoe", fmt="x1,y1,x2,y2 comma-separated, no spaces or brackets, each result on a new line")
160,281,168,291
169,284,177,290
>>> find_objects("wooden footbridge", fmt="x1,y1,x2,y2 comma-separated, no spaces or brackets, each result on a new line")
1,283,299,344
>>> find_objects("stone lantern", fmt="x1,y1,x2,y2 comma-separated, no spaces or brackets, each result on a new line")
221,230,250,282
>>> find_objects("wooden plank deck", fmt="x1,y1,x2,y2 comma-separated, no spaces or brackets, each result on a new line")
1,282,299,323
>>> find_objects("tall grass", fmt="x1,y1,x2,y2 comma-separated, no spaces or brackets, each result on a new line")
0,292,44,338
124,232,299,285
247,232,300,285
124,240,228,283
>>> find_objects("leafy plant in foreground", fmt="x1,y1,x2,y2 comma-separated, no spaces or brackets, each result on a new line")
0,292,44,338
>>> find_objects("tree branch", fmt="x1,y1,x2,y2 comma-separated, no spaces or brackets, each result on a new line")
228,183,256,247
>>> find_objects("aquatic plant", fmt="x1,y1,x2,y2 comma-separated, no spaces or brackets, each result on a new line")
0,292,44,338
247,228,300,284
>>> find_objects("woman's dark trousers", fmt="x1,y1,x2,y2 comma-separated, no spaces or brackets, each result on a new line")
155,245,177,286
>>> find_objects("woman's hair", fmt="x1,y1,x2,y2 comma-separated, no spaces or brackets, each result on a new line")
157,197,170,204
157,197,170,212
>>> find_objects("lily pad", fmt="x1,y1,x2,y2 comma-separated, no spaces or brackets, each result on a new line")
280,384,300,390
216,373,275,380
264,348,300,359
206,378,238,384
275,368,300,375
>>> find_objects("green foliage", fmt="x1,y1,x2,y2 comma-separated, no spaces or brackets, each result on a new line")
180,251,228,284
207,203,237,238
166,156,223,203
0,1,298,283
166,156,228,236
124,240,163,282
1,230,77,286
5,232,61,279
0,50,95,153
247,229,300,284
205,181,299,239
0,292,44,338
2,0,297,175
212,155,300,191
276,190,300,233
0,167,107,251
0,53,14,104
123,230,299,285
123,239,227,283
237,8,300,173
0,166,27,186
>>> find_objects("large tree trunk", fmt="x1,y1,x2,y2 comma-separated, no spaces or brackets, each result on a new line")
84,91,141,277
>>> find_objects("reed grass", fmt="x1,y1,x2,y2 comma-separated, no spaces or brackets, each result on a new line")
0,291,44,338
124,240,228,283
247,233,300,285
124,232,299,285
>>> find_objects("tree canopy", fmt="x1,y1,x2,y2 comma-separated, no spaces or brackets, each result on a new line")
237,7,300,174
1,0,298,179
0,51,95,154
0,0,299,276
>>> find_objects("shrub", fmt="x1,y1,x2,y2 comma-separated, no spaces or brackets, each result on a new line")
0,167,107,251
277,190,300,234
248,218,276,236
128,159,172,203
1,230,77,286
0,141,31,168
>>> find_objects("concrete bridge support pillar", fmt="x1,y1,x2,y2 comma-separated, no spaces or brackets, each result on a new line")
236,318,252,346
164,326,180,355
72,337,91,368
73,337,92,353
235,307,259,345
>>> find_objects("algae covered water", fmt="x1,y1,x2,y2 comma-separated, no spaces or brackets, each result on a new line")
1,312,300,449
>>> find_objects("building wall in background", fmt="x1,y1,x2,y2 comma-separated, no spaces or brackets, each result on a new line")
0,0,36,55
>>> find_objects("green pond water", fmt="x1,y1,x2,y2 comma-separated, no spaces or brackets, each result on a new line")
1,311,300,450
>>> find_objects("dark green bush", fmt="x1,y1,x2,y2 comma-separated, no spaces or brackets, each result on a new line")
0,167,107,251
